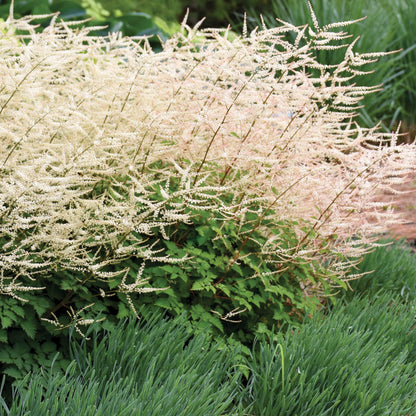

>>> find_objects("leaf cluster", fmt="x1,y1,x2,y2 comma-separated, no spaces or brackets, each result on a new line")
132,199,342,345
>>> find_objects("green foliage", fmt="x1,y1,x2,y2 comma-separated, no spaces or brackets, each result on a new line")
1,8,414,403
0,295,70,388
0,315,245,415
98,0,184,26
254,0,416,133
3,293,416,415
246,292,416,415
0,185,342,388
133,201,340,345
0,246,134,386
0,0,172,47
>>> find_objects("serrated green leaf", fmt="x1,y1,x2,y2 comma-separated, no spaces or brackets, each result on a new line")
231,262,244,276
242,255,262,274
256,322,269,334
215,283,231,297
0,329,7,343
31,297,52,316
12,305,25,319
117,302,130,319
13,357,24,370
0,316,13,329
12,341,30,357
147,266,167,277
37,355,53,367
3,367,23,380
124,259,141,272
190,304,206,320
164,240,180,251
232,297,252,310
20,318,37,339
265,284,285,297
0,350,11,363
191,279,214,291
204,313,224,332
251,294,265,308
175,269,189,283
194,318,212,331
273,309,287,321
3,309,17,321
41,342,57,354
108,279,120,290
60,280,76,291
154,298,172,309
196,225,209,237
154,277,169,288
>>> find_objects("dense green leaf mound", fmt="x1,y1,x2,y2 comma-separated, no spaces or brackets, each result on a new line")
133,202,336,344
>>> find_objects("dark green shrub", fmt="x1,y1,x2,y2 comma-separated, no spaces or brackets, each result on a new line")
133,202,339,345
0,194,338,386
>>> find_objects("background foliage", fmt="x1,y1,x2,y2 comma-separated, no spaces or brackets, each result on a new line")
0,0,176,48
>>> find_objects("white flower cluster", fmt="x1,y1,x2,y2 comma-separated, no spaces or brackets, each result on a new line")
0,8,415,325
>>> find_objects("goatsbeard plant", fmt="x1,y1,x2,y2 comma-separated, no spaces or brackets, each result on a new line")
0,4,415,342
